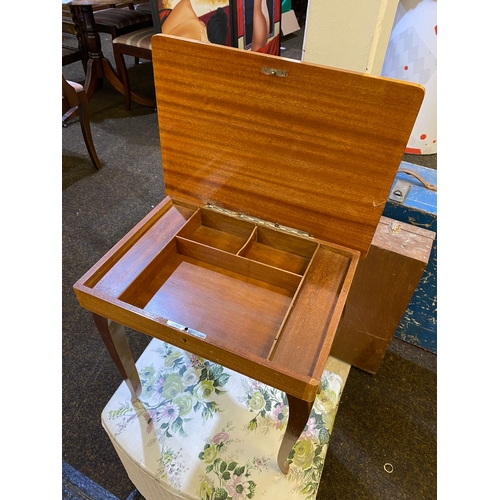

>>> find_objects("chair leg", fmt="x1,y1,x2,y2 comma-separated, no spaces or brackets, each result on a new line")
77,90,101,170
113,44,132,111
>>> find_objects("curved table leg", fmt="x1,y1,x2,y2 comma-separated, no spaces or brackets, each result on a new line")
277,394,314,474
91,313,316,473
92,314,142,401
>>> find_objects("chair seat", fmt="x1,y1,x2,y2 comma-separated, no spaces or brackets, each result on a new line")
102,338,345,500
135,2,152,13
113,26,155,50
62,46,83,67
94,7,152,32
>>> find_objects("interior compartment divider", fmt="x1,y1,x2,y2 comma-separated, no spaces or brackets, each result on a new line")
176,237,302,292
265,244,320,360
237,226,258,256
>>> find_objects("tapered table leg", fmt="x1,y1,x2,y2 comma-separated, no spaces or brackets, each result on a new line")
92,314,142,401
277,393,314,474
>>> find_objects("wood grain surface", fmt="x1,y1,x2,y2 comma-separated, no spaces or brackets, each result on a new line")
331,216,435,373
151,34,425,258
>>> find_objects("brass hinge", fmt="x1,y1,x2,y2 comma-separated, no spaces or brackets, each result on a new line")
205,204,312,239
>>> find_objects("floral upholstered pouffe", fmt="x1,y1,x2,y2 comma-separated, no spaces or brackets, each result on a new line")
102,338,346,500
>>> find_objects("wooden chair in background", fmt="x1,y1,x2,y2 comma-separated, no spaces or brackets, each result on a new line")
62,76,102,170
63,2,153,78
92,2,153,42
62,5,87,71
112,26,155,110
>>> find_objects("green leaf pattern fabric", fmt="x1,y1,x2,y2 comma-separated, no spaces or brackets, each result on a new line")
103,338,343,499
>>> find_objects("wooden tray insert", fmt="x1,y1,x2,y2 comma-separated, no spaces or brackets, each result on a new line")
78,199,355,371
113,203,353,360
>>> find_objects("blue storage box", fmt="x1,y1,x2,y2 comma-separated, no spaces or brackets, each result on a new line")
382,161,437,353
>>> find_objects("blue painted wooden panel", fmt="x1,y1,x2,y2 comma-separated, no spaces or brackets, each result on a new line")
382,162,437,353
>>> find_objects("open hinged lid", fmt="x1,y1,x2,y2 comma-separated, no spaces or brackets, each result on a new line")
151,35,424,257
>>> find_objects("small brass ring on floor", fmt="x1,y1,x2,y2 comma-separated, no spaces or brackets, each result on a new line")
384,463,394,473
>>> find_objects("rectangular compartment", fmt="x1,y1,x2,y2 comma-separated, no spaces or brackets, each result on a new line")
270,246,353,375
118,235,301,358
90,199,197,298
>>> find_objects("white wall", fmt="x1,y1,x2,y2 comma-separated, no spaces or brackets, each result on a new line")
302,0,400,75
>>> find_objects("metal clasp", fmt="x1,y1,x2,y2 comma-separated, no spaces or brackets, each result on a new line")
262,67,288,77
388,179,411,204
166,320,206,340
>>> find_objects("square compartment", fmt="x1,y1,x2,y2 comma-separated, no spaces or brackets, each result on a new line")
177,208,254,254
238,226,318,275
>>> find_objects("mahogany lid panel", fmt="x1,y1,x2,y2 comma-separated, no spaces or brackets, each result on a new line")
151,35,424,257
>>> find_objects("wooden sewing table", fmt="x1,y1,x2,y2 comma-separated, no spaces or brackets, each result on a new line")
74,35,424,474
64,0,153,106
